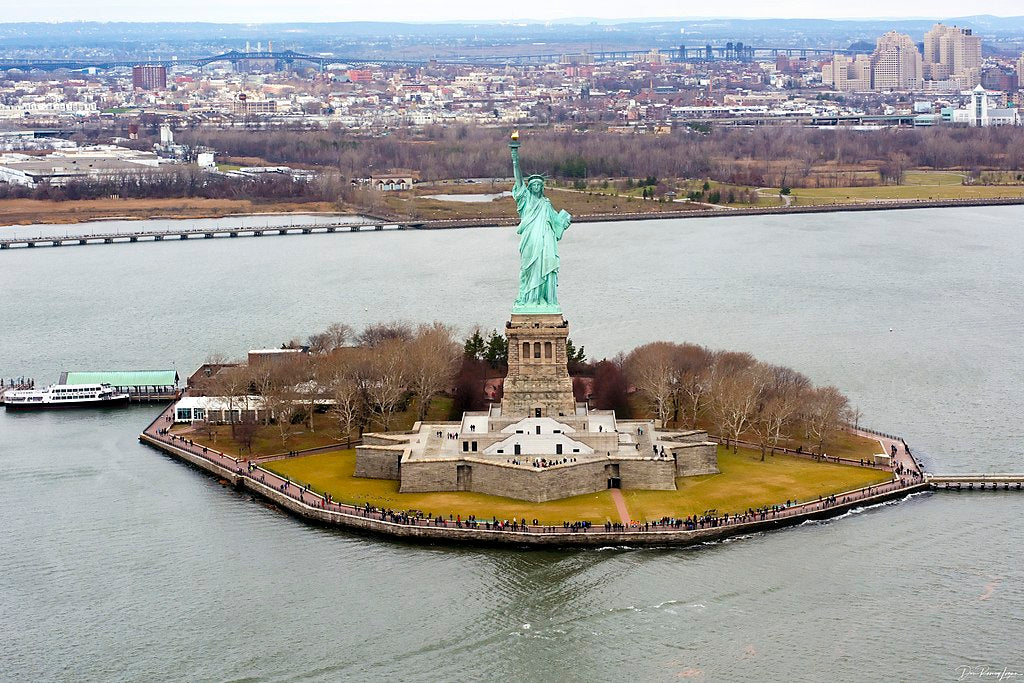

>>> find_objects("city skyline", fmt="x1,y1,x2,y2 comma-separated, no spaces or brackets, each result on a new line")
3,2,1024,24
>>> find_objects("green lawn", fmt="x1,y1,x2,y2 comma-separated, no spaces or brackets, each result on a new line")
266,449,617,524
263,446,891,525
902,171,966,186
624,447,891,520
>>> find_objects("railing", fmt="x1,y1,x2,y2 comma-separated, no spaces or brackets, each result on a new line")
854,425,904,442
710,435,891,470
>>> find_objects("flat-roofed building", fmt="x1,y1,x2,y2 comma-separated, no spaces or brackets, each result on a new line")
60,370,179,401
132,65,167,91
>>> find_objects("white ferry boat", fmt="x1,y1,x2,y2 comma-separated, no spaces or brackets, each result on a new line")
3,383,130,411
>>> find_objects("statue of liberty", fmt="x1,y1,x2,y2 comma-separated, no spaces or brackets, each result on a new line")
509,131,572,313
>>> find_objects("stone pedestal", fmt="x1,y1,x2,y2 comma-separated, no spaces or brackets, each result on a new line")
501,313,576,417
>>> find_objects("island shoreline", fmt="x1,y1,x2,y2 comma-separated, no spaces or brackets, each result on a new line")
139,418,928,550
5,196,1022,232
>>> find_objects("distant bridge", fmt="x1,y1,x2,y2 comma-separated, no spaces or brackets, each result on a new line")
0,44,854,72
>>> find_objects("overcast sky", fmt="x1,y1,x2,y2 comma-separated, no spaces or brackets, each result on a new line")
5,0,1023,23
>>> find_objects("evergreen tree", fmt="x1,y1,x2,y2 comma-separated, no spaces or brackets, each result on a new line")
463,330,485,361
566,338,587,366
483,330,508,368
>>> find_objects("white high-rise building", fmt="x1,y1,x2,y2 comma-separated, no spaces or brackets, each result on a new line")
872,32,923,91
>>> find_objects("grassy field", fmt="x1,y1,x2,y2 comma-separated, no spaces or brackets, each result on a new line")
175,396,454,457
0,198,342,227
263,445,891,525
780,170,1024,205
378,185,703,221
624,448,891,520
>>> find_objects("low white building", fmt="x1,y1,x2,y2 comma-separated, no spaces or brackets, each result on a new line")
950,86,1020,127
172,394,333,423
174,396,266,423
0,145,170,187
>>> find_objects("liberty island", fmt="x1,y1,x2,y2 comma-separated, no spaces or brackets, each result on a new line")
126,133,985,548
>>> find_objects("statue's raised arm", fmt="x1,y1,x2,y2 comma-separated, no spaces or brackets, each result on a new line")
509,130,523,189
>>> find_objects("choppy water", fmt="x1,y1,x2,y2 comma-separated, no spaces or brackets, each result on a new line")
2,206,1022,681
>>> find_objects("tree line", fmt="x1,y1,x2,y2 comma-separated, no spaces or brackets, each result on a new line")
174,124,1024,188
196,321,461,451
617,342,853,459
0,168,348,203
194,320,854,459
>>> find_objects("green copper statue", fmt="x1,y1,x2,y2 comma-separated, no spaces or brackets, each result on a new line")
509,131,572,314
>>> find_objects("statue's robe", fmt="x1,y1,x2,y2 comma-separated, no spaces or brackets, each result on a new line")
513,182,571,308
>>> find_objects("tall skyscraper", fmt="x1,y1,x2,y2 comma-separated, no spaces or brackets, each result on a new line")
923,24,981,87
872,32,923,91
132,65,167,91
1017,53,1024,87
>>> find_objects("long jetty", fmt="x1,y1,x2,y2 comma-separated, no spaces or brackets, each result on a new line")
0,220,408,249
6,196,1024,251
924,474,1024,491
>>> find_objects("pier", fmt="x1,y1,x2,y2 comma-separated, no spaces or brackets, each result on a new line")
0,220,410,250
925,474,1024,491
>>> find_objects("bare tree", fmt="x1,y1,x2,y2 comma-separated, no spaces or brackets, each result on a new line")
234,416,258,455
357,321,413,348
803,385,850,456
711,368,762,453
323,352,364,447
674,343,714,428
252,359,306,447
623,342,680,428
364,340,408,430
405,322,461,421
749,364,810,460
307,322,353,355
208,365,250,435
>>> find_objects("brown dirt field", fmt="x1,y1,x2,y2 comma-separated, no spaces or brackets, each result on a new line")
0,198,345,227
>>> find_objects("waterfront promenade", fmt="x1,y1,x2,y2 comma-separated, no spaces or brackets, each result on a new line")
140,403,929,548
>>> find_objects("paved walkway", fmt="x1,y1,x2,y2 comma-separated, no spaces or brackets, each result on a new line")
609,488,631,525
853,427,925,481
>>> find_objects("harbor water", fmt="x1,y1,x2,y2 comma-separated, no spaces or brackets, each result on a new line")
1,206,1022,681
